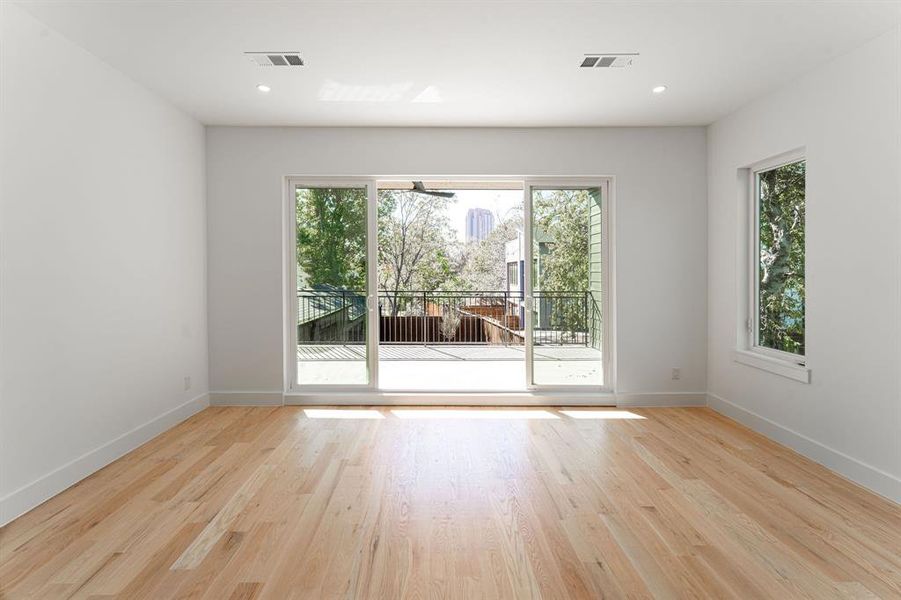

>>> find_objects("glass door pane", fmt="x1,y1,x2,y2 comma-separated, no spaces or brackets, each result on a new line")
528,185,604,387
375,181,526,391
295,185,370,385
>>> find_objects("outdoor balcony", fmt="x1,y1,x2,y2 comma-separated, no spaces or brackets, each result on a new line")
297,289,603,389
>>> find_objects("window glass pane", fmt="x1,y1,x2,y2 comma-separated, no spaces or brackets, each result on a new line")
296,186,368,385
757,160,805,355
530,187,603,386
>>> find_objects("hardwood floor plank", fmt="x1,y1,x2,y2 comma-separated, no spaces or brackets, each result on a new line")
1,406,898,599
171,465,273,570
228,581,263,600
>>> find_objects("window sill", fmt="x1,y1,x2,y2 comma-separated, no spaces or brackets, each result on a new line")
733,349,810,383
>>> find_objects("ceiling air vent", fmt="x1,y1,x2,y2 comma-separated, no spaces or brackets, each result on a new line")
580,53,637,68
246,52,304,67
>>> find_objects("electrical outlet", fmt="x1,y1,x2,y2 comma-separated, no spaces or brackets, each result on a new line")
671,368,681,381
184,376,192,391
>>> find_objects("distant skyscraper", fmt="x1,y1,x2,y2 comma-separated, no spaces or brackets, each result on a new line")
465,208,495,243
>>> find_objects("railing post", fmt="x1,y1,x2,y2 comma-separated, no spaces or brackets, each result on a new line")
422,290,428,346
340,290,346,345
583,291,588,347
503,291,508,346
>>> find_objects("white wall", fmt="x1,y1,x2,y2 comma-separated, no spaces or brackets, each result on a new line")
206,126,708,401
707,27,901,502
0,4,209,524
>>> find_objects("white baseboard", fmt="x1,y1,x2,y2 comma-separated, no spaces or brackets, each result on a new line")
0,393,210,527
284,391,618,406
212,390,705,407
616,392,707,407
209,391,285,406
283,391,705,406
707,393,901,504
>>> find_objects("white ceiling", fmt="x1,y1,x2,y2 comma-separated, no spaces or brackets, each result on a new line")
16,0,901,127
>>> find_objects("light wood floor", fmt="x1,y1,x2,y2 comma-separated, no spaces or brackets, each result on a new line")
1,407,899,599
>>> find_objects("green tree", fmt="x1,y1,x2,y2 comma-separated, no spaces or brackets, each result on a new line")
758,161,805,354
535,190,589,292
296,187,367,290
457,208,522,291
377,190,456,315
534,190,590,336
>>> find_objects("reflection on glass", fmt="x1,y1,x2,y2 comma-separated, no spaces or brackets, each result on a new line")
530,188,603,386
296,187,368,385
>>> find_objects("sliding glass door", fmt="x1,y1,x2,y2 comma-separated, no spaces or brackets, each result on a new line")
287,177,609,394
525,182,607,388
291,181,377,388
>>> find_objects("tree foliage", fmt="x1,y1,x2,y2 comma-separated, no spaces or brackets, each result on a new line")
534,190,591,334
758,161,805,354
295,187,597,339
296,188,366,290
534,190,590,293
457,208,522,291
377,190,457,315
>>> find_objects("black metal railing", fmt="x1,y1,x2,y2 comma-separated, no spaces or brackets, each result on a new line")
297,289,366,344
297,289,600,347
533,291,596,346
379,290,521,345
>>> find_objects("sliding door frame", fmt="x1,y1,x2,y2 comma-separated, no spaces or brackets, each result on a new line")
284,175,615,400
524,178,614,393
284,177,379,393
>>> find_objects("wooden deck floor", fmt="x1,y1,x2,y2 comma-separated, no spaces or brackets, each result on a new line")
297,344,601,361
1,406,899,599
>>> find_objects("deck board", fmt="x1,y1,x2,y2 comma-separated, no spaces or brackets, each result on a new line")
297,344,601,361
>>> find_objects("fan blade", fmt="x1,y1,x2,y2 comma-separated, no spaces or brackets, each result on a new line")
411,181,455,198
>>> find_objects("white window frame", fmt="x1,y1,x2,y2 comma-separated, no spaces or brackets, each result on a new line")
735,149,810,383
284,177,379,393
524,178,614,392
284,175,616,398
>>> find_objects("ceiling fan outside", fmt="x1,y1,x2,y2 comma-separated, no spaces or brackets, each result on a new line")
412,181,456,198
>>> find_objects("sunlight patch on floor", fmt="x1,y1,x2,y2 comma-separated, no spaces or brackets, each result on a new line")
560,409,645,420
303,409,384,419
391,409,559,420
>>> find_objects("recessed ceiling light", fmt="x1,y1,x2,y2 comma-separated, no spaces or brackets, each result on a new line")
256,83,271,93
652,85,667,94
